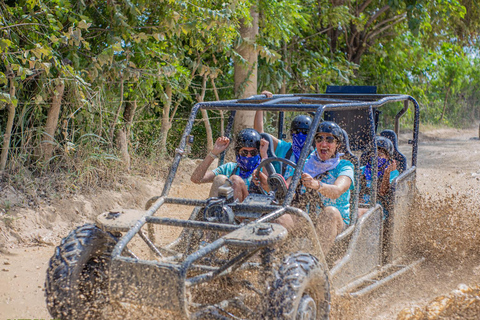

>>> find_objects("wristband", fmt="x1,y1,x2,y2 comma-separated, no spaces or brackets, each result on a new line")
317,180,323,191
208,151,218,159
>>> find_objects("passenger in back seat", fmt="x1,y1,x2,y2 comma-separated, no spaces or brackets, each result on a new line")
254,91,313,178
358,136,399,219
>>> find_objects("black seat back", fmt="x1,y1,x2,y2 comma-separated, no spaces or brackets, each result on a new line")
326,85,377,94
324,86,378,153
379,130,407,173
324,108,377,154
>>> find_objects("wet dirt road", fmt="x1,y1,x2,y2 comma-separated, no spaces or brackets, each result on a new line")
1,127,479,319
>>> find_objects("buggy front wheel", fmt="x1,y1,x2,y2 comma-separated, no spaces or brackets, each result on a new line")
268,252,330,320
45,224,117,319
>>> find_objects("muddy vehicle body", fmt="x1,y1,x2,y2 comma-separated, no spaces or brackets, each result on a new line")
45,87,423,319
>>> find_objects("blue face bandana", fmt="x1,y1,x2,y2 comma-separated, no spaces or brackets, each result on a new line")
303,150,343,178
365,157,388,181
292,133,307,162
236,154,261,179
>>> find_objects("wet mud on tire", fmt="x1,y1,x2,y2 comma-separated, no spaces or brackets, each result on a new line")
268,252,330,319
45,224,117,319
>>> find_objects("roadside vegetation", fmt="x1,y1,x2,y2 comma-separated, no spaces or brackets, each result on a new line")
1,0,479,203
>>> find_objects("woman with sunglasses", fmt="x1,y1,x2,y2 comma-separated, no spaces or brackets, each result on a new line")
286,121,354,254
190,128,268,202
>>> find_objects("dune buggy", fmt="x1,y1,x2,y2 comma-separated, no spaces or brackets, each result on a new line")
45,86,423,319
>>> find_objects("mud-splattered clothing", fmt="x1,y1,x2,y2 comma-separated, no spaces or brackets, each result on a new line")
290,156,354,225
360,166,399,219
212,162,253,188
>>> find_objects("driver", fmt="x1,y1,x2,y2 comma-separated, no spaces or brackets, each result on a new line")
287,121,354,253
190,128,268,202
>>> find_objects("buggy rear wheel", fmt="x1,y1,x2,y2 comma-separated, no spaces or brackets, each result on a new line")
45,224,117,320
268,252,330,320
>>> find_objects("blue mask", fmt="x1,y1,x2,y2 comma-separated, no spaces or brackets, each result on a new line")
365,157,388,181
292,133,307,162
303,150,343,178
236,154,261,179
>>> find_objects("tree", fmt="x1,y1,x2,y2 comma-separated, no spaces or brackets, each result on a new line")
233,4,259,133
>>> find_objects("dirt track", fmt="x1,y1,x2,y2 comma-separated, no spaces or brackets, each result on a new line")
1,127,480,319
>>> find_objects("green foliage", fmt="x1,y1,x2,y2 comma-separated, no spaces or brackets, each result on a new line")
1,0,480,186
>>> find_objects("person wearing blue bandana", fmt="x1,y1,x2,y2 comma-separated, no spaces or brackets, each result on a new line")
358,136,399,219
254,101,312,177
190,128,268,202
286,121,354,254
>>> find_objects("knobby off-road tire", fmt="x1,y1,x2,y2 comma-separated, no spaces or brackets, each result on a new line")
268,252,331,320
45,224,117,320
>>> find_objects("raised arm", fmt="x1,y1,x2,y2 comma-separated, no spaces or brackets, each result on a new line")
191,136,230,184
379,160,397,196
254,110,280,151
254,110,265,134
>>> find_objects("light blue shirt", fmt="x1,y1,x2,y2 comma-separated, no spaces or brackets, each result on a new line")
360,166,399,205
288,156,354,225
212,162,253,188
272,139,292,175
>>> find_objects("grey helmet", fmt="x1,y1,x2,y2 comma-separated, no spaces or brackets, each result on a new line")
290,115,312,134
316,121,344,143
235,128,261,154
375,136,394,157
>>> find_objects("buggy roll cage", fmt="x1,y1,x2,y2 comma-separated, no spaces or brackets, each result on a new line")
108,92,420,310
161,93,420,209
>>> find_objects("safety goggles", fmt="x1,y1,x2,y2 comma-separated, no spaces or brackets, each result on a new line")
291,128,309,135
315,135,336,144
239,149,259,157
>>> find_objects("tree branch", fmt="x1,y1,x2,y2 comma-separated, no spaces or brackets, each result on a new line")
370,13,407,33
358,0,374,15
366,14,406,42
0,23,48,30
364,5,390,31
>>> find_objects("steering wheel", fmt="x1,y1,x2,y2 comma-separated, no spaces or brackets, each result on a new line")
254,157,297,203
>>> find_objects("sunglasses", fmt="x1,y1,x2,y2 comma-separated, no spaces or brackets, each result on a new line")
291,128,309,135
239,149,259,157
315,135,336,144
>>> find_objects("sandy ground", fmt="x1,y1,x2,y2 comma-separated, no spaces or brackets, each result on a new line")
1,127,480,319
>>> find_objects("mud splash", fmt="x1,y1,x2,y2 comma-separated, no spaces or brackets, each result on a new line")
397,284,480,319
408,191,480,260
395,187,480,320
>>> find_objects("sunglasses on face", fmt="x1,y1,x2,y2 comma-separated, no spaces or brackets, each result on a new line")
291,128,309,135
239,149,259,157
315,135,336,144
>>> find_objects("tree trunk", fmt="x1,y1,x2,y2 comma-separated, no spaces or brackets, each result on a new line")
123,100,137,138
0,67,16,171
42,79,65,161
211,78,224,136
109,76,124,144
198,76,214,151
116,129,130,171
439,86,451,122
233,5,259,133
158,84,173,155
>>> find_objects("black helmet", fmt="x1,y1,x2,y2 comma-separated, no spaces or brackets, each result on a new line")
375,136,394,157
235,128,261,153
316,121,344,143
290,115,312,134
